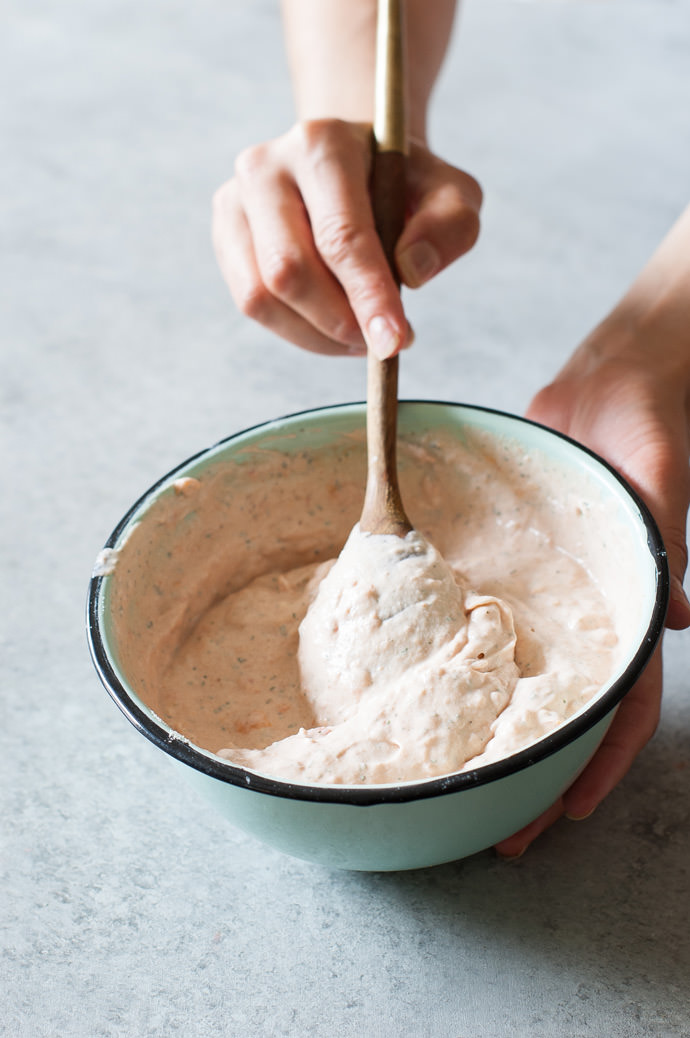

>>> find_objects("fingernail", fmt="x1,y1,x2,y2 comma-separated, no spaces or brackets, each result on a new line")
366,316,403,359
397,240,441,288
495,844,528,862
565,806,596,822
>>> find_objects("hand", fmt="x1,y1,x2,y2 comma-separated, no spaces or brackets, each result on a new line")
496,315,690,858
212,119,482,357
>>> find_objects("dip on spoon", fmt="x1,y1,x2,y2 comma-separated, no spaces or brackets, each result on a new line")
293,0,514,753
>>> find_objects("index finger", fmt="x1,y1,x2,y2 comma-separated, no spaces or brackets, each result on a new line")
291,121,410,359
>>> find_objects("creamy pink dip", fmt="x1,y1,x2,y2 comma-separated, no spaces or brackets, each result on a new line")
105,427,634,786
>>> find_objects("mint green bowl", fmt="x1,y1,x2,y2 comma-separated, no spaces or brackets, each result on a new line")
87,402,668,870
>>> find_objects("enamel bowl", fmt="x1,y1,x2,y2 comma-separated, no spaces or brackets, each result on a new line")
87,402,668,871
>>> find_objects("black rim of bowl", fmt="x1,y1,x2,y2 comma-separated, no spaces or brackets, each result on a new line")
86,400,669,807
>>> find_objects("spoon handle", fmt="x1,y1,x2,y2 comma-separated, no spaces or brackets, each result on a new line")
360,0,412,536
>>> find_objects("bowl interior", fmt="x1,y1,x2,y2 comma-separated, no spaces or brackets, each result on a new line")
89,401,667,801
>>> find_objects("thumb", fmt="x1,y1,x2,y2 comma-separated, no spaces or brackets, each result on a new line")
395,148,482,288
656,514,690,630
618,446,690,631
527,377,690,631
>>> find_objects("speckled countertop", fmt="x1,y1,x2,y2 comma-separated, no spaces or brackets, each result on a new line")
2,1,689,1035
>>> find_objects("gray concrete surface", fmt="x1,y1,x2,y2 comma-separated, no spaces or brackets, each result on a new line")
2,1,689,1035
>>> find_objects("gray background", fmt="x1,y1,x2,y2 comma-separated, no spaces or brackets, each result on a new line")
2,1,689,1035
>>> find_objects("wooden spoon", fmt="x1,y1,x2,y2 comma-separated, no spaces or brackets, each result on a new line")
359,0,412,538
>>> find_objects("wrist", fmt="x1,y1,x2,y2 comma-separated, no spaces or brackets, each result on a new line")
569,206,690,385
281,0,453,140
594,297,690,381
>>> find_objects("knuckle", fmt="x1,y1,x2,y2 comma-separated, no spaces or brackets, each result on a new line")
314,216,370,269
298,117,350,154
462,171,483,209
260,249,305,300
443,181,482,250
296,118,331,152
234,143,268,181
295,119,372,182
458,207,481,252
442,161,483,210
235,280,272,323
